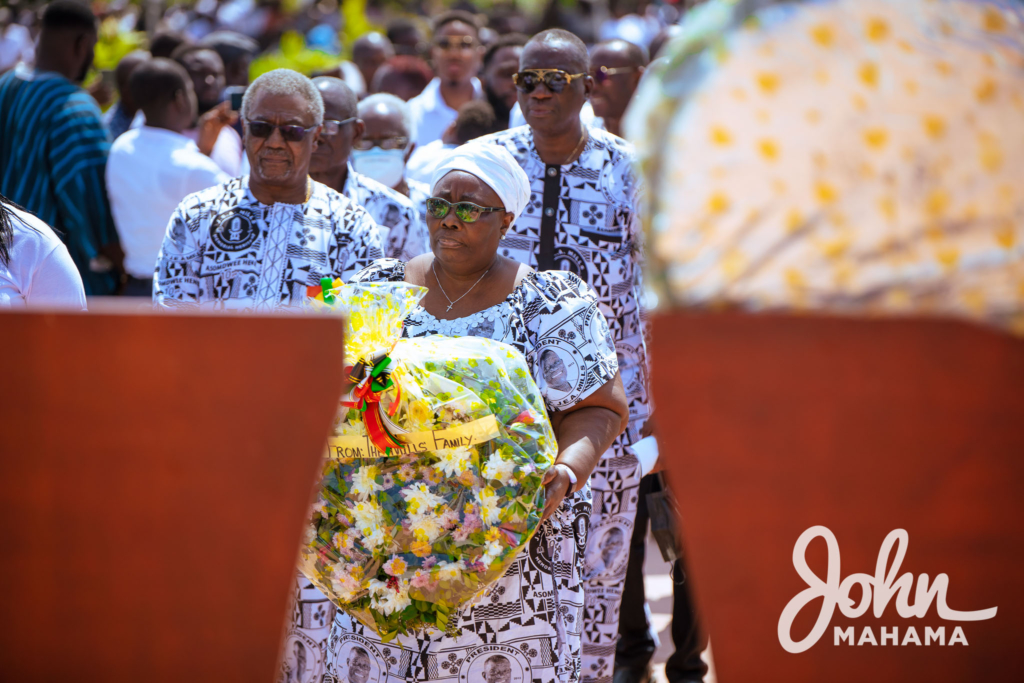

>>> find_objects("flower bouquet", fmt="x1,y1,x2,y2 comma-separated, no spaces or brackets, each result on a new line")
299,279,558,641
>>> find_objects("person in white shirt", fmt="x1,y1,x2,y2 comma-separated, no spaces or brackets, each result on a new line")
309,77,427,261
405,99,499,185
171,44,242,176
407,10,484,149
106,58,230,297
0,193,87,310
355,93,433,228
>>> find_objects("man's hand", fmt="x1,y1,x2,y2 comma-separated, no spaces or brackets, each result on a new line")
197,102,238,156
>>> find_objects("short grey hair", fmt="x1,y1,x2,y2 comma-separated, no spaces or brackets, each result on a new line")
358,93,413,142
241,68,324,124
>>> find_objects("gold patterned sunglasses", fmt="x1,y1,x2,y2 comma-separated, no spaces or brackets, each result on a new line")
513,69,588,94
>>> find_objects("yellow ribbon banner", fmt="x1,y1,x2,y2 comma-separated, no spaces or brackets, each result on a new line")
327,414,501,459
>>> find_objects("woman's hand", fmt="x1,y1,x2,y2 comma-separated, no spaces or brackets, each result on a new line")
541,465,573,522
542,371,630,521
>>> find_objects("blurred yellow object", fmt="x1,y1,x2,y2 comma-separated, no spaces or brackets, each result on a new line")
626,0,1024,333
250,30,342,79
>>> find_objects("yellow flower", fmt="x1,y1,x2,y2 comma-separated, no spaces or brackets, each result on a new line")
859,62,879,88
408,400,432,425
411,539,432,557
383,556,408,576
809,23,834,47
865,17,889,42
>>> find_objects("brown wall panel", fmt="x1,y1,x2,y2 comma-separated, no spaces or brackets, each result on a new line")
0,309,344,682
651,313,1024,682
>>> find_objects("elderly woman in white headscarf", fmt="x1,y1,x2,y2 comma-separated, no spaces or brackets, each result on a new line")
327,143,629,683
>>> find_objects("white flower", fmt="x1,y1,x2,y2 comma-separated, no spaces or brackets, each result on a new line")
351,464,382,499
380,581,412,615
302,522,318,545
401,482,445,515
475,487,503,526
330,570,361,601
434,446,473,477
368,578,412,616
360,524,387,549
436,559,467,581
482,539,503,565
482,453,516,485
409,513,445,543
350,499,384,529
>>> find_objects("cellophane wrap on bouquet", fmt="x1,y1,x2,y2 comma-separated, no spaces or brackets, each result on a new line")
300,279,558,640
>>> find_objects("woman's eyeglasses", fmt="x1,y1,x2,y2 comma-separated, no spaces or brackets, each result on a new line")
513,69,588,94
434,36,477,51
591,65,640,84
321,117,357,136
426,197,505,223
354,136,409,151
245,120,319,142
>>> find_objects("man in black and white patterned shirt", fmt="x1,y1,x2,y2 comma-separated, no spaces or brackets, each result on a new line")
310,77,428,261
478,30,650,683
154,68,383,311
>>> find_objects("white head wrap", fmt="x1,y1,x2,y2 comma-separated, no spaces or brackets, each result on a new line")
429,142,532,226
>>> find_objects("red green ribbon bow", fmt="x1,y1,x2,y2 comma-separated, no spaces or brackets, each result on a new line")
342,354,403,455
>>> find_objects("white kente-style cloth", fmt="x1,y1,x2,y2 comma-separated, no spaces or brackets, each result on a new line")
153,175,384,310
479,125,649,683
343,166,430,261
303,258,618,683
625,0,1024,334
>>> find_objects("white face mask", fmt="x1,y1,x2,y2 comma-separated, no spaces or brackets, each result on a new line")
351,148,406,188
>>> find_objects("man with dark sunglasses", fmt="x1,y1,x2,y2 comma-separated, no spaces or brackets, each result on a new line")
309,77,427,262
478,29,651,683
408,10,485,149
154,68,384,310
589,40,647,139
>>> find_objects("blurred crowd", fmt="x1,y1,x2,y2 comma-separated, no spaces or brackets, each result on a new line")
0,0,689,298
0,3,700,683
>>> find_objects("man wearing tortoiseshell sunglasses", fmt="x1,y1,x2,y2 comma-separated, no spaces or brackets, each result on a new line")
478,29,651,683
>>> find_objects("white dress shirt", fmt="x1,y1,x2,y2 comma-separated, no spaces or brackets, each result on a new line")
0,204,86,310
408,77,484,149
106,126,230,278
182,124,244,176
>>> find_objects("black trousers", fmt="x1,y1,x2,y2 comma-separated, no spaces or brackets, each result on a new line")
615,473,708,683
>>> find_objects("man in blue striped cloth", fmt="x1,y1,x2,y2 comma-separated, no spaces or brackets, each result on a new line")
0,0,123,295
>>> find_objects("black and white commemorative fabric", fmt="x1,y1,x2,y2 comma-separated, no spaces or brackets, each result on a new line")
304,258,617,683
343,166,430,262
153,175,384,310
478,126,650,683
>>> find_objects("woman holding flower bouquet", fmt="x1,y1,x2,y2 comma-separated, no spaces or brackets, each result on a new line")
323,142,629,683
